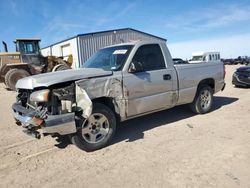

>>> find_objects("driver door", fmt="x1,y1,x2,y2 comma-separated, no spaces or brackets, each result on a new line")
122,44,174,117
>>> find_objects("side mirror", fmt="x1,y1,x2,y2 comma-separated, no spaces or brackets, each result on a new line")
128,62,144,73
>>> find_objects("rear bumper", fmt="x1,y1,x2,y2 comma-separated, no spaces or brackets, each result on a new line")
12,103,77,137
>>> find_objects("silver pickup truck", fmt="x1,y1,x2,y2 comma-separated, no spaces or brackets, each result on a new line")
12,41,225,151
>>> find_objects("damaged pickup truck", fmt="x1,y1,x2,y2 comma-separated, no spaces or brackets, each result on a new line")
12,41,226,151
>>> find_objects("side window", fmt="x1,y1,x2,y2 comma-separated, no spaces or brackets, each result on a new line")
19,42,39,54
209,55,212,61
132,44,166,71
26,43,34,53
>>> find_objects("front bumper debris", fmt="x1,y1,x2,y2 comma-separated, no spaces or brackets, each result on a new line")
12,103,77,138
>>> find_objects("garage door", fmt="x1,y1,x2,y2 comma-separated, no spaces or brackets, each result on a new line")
61,44,71,60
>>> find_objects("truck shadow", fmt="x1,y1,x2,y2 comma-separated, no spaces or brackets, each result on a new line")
111,96,238,145
53,96,238,149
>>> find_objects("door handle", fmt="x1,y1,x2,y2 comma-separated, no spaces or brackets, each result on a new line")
163,74,171,80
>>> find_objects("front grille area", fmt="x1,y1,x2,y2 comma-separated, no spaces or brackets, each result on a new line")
17,89,32,106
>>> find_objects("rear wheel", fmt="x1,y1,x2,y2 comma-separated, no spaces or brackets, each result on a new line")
5,69,30,90
189,85,213,114
70,103,116,152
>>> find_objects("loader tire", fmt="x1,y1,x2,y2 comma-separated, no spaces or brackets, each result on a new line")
53,64,70,72
0,77,4,84
5,69,30,90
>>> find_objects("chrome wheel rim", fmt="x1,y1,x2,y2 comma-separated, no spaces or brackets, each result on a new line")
200,90,212,110
81,113,110,144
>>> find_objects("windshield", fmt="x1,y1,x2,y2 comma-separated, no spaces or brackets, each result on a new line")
82,45,133,71
192,56,204,61
17,41,40,55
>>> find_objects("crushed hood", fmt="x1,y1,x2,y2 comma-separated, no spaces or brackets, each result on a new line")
16,68,113,90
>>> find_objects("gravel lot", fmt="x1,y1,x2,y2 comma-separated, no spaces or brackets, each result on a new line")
0,65,249,188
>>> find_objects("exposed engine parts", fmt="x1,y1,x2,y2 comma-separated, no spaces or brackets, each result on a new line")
52,83,75,114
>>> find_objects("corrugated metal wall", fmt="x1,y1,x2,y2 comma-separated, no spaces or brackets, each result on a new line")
78,30,165,66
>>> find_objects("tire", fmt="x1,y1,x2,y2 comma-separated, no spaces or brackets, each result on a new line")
189,85,213,114
53,64,70,72
70,103,116,152
5,69,30,90
0,77,4,84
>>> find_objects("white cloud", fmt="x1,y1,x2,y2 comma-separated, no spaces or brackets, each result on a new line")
165,3,250,31
8,0,19,15
37,17,89,47
38,2,136,47
94,2,136,27
168,33,250,59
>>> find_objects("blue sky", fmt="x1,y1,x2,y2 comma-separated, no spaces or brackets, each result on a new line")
1,0,250,58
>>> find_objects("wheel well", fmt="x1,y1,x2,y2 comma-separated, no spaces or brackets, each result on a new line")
197,78,215,92
92,97,120,122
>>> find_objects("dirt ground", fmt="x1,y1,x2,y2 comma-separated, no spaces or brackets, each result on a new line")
0,65,249,188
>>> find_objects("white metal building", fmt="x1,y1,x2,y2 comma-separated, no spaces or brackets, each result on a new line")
41,28,166,68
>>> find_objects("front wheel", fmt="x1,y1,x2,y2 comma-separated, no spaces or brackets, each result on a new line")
189,85,213,114
70,103,116,152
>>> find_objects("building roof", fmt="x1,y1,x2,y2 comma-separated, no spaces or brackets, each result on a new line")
42,28,167,49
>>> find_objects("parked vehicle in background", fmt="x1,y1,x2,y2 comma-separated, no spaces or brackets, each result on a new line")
232,64,250,87
234,56,250,65
221,58,234,65
189,51,220,64
172,58,189,64
12,41,226,151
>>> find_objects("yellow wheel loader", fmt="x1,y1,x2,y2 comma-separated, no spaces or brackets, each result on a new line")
0,39,71,90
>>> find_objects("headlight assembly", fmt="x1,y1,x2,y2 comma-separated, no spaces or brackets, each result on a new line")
30,89,50,102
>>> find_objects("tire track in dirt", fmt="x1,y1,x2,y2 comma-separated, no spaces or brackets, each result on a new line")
0,135,59,172
0,147,57,171
0,138,36,151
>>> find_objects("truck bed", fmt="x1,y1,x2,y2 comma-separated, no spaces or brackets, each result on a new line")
174,62,225,105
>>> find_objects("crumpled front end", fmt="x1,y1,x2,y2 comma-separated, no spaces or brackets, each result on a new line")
12,83,92,139
12,102,76,138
